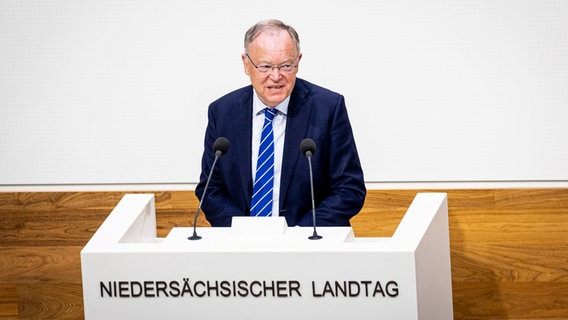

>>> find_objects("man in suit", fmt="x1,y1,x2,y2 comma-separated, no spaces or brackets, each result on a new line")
196,19,365,227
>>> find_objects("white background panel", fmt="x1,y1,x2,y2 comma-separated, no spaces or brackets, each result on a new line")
1,0,567,186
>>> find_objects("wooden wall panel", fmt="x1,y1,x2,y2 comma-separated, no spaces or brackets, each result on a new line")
17,283,83,320
0,284,18,319
0,189,567,319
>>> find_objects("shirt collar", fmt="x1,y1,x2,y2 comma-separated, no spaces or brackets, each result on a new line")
253,91,290,116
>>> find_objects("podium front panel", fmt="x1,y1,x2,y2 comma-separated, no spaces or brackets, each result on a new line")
81,193,453,319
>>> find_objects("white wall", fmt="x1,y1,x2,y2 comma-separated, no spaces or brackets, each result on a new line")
1,0,567,188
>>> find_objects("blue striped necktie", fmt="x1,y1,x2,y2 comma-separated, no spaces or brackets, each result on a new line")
251,108,276,217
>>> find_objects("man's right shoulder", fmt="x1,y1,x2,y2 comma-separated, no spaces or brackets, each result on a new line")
210,84,253,107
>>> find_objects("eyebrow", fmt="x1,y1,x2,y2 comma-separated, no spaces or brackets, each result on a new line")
257,60,295,66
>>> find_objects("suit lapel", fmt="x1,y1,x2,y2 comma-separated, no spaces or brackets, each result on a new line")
233,88,254,204
280,79,312,207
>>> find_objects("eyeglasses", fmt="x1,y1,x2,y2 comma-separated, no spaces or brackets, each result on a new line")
245,54,297,73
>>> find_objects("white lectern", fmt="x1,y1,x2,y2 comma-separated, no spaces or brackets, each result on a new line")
81,193,453,319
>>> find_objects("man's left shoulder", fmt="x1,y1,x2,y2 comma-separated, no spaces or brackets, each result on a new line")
296,78,341,97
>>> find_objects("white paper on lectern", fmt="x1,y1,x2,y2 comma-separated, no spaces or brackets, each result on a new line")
230,216,288,236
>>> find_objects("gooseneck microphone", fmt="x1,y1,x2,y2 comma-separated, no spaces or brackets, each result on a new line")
188,137,230,240
300,138,322,240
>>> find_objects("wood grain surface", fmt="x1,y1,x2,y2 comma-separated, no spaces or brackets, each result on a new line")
0,189,567,319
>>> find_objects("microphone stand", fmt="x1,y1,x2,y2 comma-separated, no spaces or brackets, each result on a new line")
188,153,220,241
306,151,322,240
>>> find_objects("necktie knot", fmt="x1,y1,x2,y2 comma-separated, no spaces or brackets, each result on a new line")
264,108,277,121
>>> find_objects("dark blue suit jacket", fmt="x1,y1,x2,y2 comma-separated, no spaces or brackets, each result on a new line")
195,78,366,227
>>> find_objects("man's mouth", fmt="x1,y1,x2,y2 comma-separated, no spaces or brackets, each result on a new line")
268,85,285,90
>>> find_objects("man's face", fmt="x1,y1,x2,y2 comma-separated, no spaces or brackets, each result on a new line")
242,29,301,107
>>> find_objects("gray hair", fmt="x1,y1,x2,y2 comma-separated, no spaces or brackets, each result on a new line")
244,19,301,57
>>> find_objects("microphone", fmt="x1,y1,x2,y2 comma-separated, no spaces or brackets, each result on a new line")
300,138,322,240
189,137,230,240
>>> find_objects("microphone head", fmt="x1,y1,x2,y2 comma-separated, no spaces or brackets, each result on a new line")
300,138,316,156
213,137,230,156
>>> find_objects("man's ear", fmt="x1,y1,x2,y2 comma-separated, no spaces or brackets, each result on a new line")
242,54,250,76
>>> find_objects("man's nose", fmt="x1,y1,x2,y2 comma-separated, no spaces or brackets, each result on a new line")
268,66,282,78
